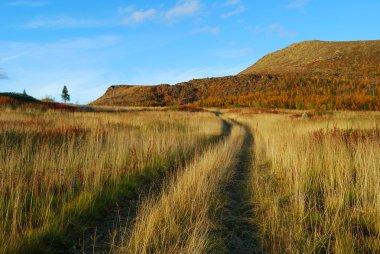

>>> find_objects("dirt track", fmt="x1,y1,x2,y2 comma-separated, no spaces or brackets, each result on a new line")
70,119,233,253
68,118,264,254
218,123,264,254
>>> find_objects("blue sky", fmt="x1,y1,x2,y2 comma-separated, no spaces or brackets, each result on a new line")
0,0,379,103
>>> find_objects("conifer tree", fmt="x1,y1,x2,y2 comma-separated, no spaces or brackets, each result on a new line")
61,85,70,103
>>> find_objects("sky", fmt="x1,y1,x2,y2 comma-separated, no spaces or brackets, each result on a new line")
0,0,380,103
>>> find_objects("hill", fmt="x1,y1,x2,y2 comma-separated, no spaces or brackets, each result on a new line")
0,92,40,104
93,75,271,107
240,40,380,78
92,40,380,110
0,92,77,111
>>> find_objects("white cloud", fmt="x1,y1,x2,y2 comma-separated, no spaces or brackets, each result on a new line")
286,0,310,9
5,1,48,7
122,9,157,25
164,0,200,20
121,0,201,25
223,0,240,6
193,26,220,35
220,6,245,18
21,17,107,29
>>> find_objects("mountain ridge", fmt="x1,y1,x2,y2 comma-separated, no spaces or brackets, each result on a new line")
92,40,380,110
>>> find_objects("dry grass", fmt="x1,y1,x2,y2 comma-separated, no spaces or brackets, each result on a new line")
240,40,380,77
232,111,380,253
4,106,379,253
115,123,244,254
0,109,222,252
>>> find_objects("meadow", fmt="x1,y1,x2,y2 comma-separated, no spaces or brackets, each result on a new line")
231,110,380,253
1,105,379,254
0,108,223,253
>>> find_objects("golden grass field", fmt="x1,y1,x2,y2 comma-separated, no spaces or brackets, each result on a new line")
1,106,379,253
0,108,222,253
230,110,380,254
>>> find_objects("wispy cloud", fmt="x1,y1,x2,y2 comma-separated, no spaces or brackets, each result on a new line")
193,26,220,35
0,70,7,79
220,5,245,18
0,35,123,64
0,51,29,64
21,17,107,29
164,0,200,20
122,9,157,25
286,0,310,9
120,0,201,25
5,0,49,7
223,0,241,6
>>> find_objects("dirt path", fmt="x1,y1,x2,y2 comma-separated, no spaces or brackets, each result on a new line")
68,119,232,254
71,173,164,254
219,124,264,254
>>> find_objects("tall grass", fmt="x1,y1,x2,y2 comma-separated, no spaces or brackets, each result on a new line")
0,109,222,252
116,123,244,254
235,112,380,253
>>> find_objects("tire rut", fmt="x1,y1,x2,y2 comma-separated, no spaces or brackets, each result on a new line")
219,124,264,254
69,118,232,254
71,174,163,254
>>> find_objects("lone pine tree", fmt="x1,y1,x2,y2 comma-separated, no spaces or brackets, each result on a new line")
61,85,70,103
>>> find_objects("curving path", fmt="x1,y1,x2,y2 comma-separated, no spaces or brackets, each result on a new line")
69,118,232,254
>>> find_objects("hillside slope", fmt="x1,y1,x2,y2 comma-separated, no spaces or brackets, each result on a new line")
92,40,380,110
0,93,77,111
240,40,380,77
92,75,272,107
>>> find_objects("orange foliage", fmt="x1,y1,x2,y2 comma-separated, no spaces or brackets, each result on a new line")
94,74,380,111
192,75,380,110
